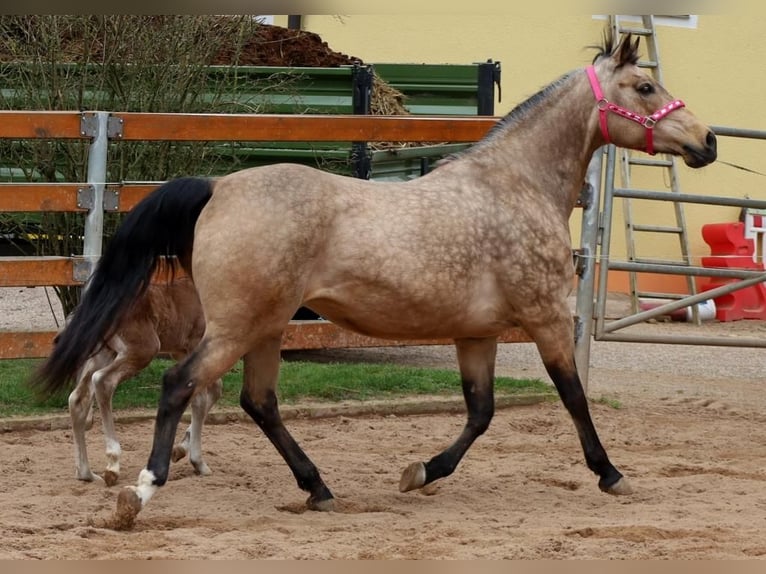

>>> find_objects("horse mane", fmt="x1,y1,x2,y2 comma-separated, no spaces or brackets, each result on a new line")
434,72,575,166
589,29,639,66
434,28,638,169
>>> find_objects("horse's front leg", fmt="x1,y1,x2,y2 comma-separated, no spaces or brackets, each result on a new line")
240,337,335,511
113,341,239,530
400,336,497,492
525,315,631,495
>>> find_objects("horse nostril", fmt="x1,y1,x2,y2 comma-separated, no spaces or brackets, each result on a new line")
706,130,717,151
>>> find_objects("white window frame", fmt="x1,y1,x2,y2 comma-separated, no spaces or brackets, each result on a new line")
594,15,698,29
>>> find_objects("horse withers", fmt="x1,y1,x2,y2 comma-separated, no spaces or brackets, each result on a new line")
30,32,716,529
65,276,222,486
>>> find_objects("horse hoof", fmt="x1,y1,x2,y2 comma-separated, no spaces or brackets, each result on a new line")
399,462,427,493
171,446,187,463
112,488,142,531
606,477,633,496
307,496,335,512
76,471,102,483
191,461,212,476
103,470,119,487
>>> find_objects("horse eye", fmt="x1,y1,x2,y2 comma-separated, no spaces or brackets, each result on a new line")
637,83,655,96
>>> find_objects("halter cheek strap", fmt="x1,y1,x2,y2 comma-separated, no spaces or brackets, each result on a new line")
586,65,685,156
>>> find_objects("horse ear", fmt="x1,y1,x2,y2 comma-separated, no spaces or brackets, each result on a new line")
613,32,639,66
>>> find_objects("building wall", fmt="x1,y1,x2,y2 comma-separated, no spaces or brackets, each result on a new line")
279,14,766,294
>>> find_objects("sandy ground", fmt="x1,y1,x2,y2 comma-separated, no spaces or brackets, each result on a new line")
1,287,766,559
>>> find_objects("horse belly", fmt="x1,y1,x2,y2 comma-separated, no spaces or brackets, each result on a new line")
304,284,510,341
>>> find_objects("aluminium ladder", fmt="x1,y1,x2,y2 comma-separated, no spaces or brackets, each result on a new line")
607,15,700,322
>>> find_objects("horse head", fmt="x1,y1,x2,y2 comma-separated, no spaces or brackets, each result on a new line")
589,32,717,168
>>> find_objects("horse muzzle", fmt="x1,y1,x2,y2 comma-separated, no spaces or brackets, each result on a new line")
682,130,717,168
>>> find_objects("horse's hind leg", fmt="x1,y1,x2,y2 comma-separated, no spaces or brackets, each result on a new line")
68,353,109,482
526,318,631,495
239,336,335,511
114,338,242,529
172,377,223,476
400,336,497,492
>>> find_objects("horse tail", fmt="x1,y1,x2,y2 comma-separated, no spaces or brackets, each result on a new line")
29,177,213,398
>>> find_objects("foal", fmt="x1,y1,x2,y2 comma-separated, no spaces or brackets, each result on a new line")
66,276,222,486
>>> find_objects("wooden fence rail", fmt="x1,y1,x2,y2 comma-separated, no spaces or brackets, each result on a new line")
0,111,531,359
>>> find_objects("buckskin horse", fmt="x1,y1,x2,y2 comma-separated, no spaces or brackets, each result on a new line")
30,32,717,529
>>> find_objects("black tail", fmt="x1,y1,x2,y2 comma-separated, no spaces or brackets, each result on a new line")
28,176,213,398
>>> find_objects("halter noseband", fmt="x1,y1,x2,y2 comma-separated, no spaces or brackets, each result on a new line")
586,65,685,156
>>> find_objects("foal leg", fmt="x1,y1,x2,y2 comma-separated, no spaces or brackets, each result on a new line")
114,338,242,529
526,319,631,495
93,346,154,487
172,377,223,476
400,337,497,492
239,337,335,511
68,353,109,482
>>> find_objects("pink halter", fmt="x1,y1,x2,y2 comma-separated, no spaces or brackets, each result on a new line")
586,65,685,155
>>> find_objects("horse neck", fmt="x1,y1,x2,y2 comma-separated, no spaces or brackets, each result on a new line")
465,69,601,219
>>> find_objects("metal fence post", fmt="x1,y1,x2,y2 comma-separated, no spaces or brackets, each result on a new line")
574,147,604,393
81,111,109,282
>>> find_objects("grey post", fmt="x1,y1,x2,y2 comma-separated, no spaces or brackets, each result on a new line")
574,147,605,392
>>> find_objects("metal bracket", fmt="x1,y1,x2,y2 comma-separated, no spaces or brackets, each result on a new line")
573,316,584,344
77,185,120,211
107,115,124,139
80,113,124,139
80,113,98,138
77,185,95,210
72,257,95,283
576,182,593,209
572,247,588,277
103,188,120,211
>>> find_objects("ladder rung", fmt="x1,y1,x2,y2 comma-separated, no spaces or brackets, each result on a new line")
636,292,687,300
617,26,654,36
628,157,673,168
638,60,659,69
632,257,691,266
631,224,684,234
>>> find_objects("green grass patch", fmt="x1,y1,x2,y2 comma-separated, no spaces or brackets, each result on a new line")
0,357,553,418
591,395,623,409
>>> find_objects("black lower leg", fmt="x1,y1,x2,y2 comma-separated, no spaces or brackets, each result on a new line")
240,389,333,505
146,364,196,486
546,362,623,490
422,377,494,485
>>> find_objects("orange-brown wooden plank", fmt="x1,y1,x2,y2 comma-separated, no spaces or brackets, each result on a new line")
0,184,87,212
116,113,497,143
0,323,532,359
0,111,85,139
0,257,80,287
0,331,56,359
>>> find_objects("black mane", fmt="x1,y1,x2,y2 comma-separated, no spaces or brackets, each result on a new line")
590,28,640,65
435,28,637,168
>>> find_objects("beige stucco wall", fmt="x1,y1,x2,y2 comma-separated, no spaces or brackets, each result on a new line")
276,15,766,292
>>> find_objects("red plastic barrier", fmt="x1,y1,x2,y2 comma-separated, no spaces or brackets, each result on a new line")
699,222,766,321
